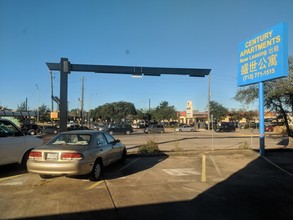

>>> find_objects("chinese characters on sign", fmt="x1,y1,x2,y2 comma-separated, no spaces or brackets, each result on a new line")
238,23,288,86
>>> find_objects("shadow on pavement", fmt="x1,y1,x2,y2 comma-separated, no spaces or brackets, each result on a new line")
18,151,293,220
0,163,27,178
276,136,289,146
102,154,169,180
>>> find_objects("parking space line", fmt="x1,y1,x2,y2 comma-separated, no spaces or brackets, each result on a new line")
262,156,293,177
162,168,200,176
0,174,25,182
86,180,104,189
208,155,222,177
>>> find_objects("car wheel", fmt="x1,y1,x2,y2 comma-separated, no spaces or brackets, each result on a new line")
179,129,182,132
89,160,103,181
126,130,131,135
191,129,194,132
29,130,36,135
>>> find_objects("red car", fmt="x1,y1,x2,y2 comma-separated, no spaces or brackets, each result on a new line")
265,125,274,132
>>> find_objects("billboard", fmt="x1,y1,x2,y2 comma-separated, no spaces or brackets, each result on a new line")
238,23,288,86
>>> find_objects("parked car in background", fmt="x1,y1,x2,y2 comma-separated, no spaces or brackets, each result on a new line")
42,125,59,134
169,121,178,127
0,118,43,167
91,123,107,131
144,124,165,134
131,124,140,129
68,124,89,131
215,122,235,132
205,122,217,130
106,124,133,135
265,125,274,132
248,122,258,129
20,123,42,135
27,130,127,181
175,125,195,132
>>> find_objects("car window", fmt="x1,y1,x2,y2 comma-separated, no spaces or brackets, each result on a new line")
96,133,107,146
104,133,115,144
0,127,12,137
0,121,20,137
50,134,90,146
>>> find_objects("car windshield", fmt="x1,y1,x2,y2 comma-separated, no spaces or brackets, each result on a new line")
49,134,91,146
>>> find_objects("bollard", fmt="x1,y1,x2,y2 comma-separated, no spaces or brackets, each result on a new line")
201,154,206,182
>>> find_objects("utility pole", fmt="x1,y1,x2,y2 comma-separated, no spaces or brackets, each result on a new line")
81,77,84,125
50,70,54,112
149,98,151,111
36,84,39,123
25,98,28,111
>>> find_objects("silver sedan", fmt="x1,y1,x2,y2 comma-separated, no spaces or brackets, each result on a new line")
175,125,195,132
27,130,127,181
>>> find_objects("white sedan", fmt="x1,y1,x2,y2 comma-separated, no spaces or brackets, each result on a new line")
175,125,195,132
0,119,43,167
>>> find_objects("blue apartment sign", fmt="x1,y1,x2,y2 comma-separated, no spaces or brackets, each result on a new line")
238,23,288,86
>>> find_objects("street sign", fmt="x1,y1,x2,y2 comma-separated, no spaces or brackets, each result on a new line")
238,23,288,86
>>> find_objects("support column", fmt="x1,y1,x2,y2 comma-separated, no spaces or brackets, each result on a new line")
59,58,70,132
259,82,265,156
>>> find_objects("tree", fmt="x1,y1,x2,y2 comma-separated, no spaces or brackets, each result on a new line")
93,101,137,123
152,101,177,122
228,109,246,122
234,56,293,137
38,104,51,122
17,101,27,112
209,101,228,122
69,109,80,118
133,108,152,121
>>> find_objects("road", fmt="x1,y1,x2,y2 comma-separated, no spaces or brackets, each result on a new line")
116,128,288,153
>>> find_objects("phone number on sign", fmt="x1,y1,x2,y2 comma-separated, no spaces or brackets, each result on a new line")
242,68,275,81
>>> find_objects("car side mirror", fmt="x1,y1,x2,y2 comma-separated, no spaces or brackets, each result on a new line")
110,139,120,145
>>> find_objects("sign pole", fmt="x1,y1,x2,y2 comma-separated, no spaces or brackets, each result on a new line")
259,82,265,156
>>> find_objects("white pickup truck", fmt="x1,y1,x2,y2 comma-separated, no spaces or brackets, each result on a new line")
0,119,43,168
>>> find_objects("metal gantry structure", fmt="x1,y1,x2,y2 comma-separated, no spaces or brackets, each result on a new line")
46,58,211,132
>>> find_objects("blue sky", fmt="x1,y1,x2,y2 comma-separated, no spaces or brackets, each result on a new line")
0,0,292,112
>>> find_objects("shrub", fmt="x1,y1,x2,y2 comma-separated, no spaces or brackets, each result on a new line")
138,139,159,154
274,126,286,136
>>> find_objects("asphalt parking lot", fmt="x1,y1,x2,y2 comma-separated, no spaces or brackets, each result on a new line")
1,129,293,219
